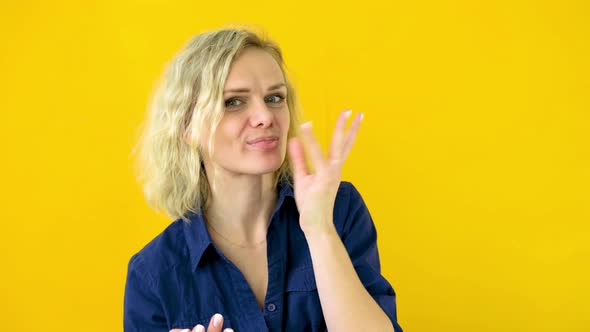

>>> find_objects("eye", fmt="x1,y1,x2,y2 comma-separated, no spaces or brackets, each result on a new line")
266,94,286,104
224,94,286,110
224,98,243,109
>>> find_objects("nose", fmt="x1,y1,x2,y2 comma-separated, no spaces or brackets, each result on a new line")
248,98,274,128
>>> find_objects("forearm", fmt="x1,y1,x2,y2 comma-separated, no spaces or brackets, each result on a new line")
304,218,394,332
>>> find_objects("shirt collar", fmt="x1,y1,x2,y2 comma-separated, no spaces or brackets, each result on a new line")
183,178,294,272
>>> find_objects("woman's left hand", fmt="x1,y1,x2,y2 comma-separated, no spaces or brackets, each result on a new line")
287,109,363,236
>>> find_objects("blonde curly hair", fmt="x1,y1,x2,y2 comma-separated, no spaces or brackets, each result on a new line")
131,24,303,223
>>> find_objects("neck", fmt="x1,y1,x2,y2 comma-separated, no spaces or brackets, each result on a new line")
204,170,278,245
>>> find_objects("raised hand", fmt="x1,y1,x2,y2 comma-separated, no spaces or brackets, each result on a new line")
287,109,363,236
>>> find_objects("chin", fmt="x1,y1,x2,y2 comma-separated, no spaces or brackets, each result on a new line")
245,156,284,175
250,163,283,175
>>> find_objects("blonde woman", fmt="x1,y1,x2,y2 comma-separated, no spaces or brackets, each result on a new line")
124,26,403,332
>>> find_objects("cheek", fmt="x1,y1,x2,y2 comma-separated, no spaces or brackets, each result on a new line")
216,119,244,148
279,110,290,133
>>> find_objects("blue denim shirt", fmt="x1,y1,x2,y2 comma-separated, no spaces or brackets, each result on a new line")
124,181,403,332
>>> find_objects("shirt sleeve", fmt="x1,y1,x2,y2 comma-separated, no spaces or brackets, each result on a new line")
123,254,168,332
340,182,404,332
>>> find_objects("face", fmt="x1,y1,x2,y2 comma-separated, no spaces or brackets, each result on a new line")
200,47,290,177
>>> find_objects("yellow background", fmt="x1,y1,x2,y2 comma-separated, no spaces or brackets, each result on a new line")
1,0,588,331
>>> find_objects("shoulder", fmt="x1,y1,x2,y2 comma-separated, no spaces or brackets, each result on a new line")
336,180,362,198
127,219,189,283
333,181,367,235
334,180,365,210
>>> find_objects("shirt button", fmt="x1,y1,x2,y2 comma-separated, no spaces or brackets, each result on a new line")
267,303,277,312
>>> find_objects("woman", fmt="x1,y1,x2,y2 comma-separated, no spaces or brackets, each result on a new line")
124,26,403,332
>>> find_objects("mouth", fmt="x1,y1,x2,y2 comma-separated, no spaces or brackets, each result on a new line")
246,137,279,151
247,136,279,144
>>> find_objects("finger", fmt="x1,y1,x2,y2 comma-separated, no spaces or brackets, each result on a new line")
207,313,223,332
192,324,205,332
288,137,309,182
223,329,234,332
299,121,326,171
328,109,352,162
342,112,363,158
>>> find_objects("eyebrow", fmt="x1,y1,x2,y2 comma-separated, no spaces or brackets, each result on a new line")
223,82,286,94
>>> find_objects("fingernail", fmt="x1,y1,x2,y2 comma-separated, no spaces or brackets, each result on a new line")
196,325,205,332
344,109,352,117
301,121,312,129
213,313,223,327
224,329,234,332
181,329,189,332
360,112,364,121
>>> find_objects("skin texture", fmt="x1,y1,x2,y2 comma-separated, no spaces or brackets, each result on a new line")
201,48,290,177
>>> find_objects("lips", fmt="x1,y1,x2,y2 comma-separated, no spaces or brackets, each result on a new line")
247,136,279,144
246,135,279,151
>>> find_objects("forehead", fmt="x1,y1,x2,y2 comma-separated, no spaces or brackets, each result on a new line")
224,48,285,89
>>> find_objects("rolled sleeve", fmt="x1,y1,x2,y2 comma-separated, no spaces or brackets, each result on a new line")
123,254,168,332
340,183,403,332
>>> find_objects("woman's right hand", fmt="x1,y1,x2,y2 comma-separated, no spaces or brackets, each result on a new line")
169,313,234,332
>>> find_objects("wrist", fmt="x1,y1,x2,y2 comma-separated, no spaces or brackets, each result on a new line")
302,218,337,243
